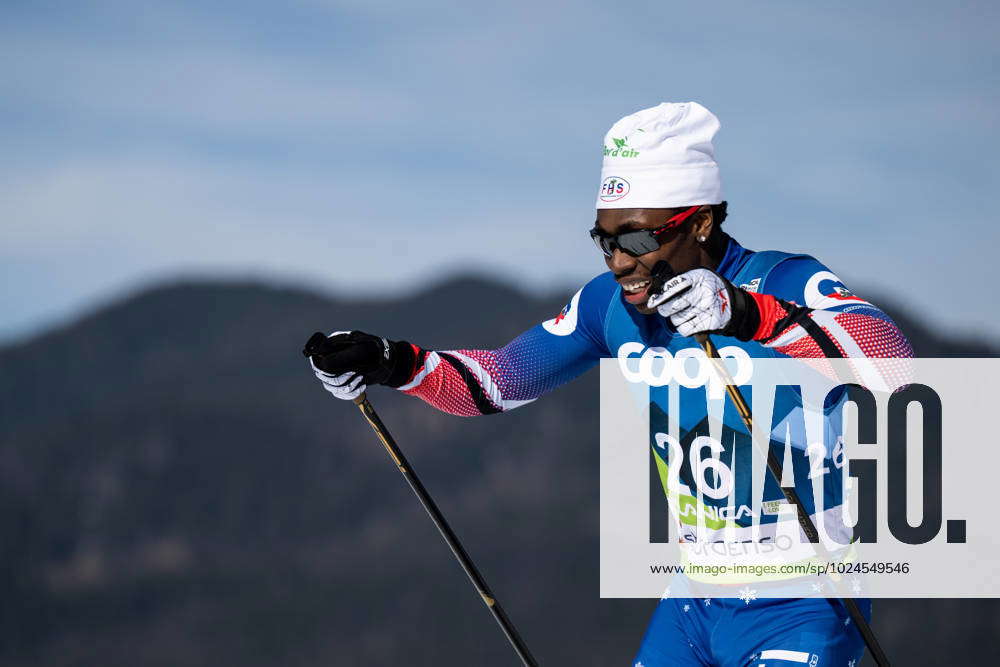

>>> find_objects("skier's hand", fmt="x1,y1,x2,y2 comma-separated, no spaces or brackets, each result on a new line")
302,330,416,399
311,358,367,401
647,268,758,340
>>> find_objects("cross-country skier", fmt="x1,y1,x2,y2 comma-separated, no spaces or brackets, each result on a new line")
305,102,912,666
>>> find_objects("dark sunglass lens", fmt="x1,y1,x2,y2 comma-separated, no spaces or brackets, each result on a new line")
618,230,660,257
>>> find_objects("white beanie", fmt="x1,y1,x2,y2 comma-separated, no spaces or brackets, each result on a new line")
596,102,722,209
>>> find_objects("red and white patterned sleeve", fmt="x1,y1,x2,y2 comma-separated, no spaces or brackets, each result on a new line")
392,275,616,417
744,258,913,389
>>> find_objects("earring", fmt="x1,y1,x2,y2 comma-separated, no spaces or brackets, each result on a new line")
698,235,706,242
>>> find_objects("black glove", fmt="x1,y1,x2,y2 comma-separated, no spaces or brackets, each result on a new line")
302,331,417,387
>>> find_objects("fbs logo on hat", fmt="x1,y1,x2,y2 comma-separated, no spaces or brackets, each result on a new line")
599,176,630,202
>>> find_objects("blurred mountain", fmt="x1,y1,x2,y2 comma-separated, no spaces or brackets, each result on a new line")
0,276,997,666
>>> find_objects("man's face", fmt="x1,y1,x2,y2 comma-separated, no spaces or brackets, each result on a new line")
594,207,706,315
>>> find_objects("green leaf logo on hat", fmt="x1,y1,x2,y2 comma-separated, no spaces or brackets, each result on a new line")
604,136,639,158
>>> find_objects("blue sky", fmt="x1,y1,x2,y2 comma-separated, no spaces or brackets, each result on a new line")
2,0,998,342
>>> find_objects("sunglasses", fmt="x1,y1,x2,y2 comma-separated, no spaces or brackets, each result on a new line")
589,206,702,258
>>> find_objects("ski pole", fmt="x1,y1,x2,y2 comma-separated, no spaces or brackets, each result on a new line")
351,393,539,667
694,333,891,667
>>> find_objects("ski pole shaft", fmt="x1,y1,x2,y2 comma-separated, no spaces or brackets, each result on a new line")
694,334,891,667
352,393,539,667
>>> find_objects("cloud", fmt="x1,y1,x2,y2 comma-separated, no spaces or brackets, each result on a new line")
1,0,998,340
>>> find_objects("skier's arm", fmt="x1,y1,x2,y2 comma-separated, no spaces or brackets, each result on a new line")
751,257,913,363
306,275,615,416
395,278,613,416
649,258,912,389
396,325,598,416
